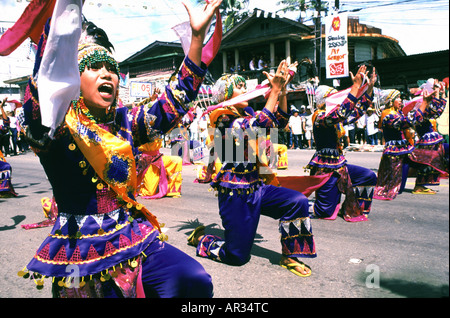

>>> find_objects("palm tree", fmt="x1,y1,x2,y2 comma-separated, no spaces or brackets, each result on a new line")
196,0,250,32
276,0,329,23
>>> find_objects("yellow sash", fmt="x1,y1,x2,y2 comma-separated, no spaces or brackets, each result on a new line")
65,98,161,232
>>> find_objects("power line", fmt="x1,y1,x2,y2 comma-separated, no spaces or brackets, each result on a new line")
340,0,448,12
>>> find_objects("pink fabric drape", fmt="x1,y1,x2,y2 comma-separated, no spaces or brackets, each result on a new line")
277,173,334,198
0,0,57,56
201,7,222,67
137,152,169,200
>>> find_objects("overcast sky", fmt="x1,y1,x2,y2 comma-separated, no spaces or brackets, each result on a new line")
1,0,448,62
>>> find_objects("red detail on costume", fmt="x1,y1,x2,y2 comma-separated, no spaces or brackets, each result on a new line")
193,76,202,91
139,223,151,237
131,230,142,245
119,234,132,249
53,245,68,263
86,244,100,261
302,239,312,254
104,241,116,256
37,243,51,261
69,246,83,263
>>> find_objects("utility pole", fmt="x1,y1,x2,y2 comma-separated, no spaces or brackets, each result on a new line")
313,0,322,83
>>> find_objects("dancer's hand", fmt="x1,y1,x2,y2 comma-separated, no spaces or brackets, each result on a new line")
183,0,222,66
350,65,368,96
423,86,435,103
263,59,290,93
350,65,368,88
183,0,222,40
285,60,298,88
262,59,291,114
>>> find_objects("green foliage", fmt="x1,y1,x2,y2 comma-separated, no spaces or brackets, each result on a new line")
196,0,250,32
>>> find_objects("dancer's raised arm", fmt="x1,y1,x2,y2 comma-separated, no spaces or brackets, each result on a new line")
183,0,223,67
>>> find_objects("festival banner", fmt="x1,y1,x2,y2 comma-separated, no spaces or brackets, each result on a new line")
325,13,349,79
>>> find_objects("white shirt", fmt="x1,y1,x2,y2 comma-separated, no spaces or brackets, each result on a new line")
9,116,18,129
258,59,265,69
357,115,366,129
304,114,313,131
249,60,255,70
289,115,304,135
365,113,379,136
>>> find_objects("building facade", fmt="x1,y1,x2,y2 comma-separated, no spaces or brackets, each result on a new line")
118,9,412,108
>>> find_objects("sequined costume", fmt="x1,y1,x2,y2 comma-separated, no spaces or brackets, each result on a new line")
374,91,449,200
1,104,18,197
412,98,449,186
0,149,17,197
193,74,316,265
18,19,212,297
307,86,377,222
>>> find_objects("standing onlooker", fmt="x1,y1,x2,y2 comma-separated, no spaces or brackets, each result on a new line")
7,109,19,155
347,121,356,144
304,106,314,149
342,124,350,148
299,105,307,148
365,107,379,145
249,57,256,71
0,100,18,197
198,114,209,146
258,56,266,70
278,122,291,147
190,107,201,142
0,97,11,157
15,107,29,153
355,113,366,144
288,108,304,149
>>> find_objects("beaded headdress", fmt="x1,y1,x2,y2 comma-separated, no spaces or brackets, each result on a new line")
212,74,247,104
77,43,120,76
379,89,401,107
314,85,337,106
77,19,119,76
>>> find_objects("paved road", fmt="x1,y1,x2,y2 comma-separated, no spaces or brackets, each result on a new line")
1,148,448,299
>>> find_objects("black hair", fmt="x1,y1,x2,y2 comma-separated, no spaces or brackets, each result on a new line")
81,16,114,53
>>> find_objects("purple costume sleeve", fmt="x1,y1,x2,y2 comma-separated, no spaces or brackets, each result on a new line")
315,93,359,127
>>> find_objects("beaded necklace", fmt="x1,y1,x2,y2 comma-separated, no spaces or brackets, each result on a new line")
72,97,116,125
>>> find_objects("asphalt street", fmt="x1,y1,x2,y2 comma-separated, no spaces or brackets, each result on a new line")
0,147,448,299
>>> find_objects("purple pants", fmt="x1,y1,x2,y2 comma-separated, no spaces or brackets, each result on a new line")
313,164,377,218
196,184,316,266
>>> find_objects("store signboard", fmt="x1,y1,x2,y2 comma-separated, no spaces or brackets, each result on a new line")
130,81,153,98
